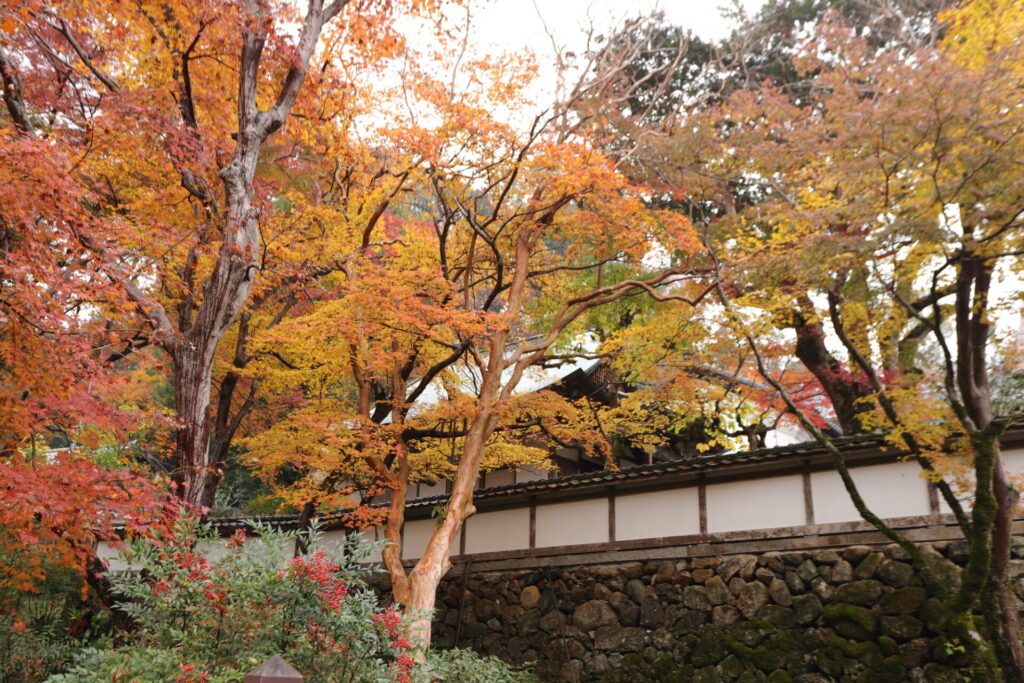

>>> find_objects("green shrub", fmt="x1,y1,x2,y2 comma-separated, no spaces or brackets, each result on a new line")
0,565,104,682
0,612,79,683
47,512,412,682
417,648,536,682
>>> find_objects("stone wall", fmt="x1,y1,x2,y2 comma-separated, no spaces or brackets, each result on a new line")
426,540,1024,681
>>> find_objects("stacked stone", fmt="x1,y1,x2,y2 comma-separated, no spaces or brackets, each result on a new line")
429,540,1024,682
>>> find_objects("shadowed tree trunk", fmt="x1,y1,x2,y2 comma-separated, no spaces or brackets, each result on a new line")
791,294,872,435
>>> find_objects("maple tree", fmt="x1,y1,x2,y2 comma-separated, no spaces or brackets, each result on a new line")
573,1,973,439
0,0,450,508
224,36,710,650
4,0,1022,675
0,452,164,606
578,0,1024,676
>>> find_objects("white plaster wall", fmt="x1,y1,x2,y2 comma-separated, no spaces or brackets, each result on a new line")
95,540,132,572
319,529,351,556
516,465,548,483
706,474,806,533
555,447,580,462
401,518,434,560
938,446,1024,514
355,528,385,563
401,518,458,560
615,488,701,541
535,497,608,548
196,538,231,564
813,460,931,524
1003,448,1024,475
465,507,531,554
96,534,297,572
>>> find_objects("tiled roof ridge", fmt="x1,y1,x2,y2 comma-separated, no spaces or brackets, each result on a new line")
208,432,888,529
404,432,885,507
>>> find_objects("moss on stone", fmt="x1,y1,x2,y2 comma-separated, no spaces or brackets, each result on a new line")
791,593,822,626
729,619,776,647
826,636,883,663
818,636,886,680
878,654,907,680
691,627,729,667
723,628,806,674
620,653,645,670
766,670,793,683
879,586,927,615
880,614,923,641
717,654,744,679
751,630,806,672
649,657,677,680
756,605,796,629
694,665,719,682
922,662,965,682
723,634,756,662
822,602,878,639
853,552,884,579
920,598,949,633
830,579,884,606
877,635,898,656
668,664,695,682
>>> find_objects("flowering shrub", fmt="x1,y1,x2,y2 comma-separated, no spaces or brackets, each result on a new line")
47,512,412,682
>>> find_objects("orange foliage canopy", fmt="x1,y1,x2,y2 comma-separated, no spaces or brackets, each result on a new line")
0,0,455,505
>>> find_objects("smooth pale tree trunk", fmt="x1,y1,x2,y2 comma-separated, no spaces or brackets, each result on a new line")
403,413,496,653
400,317,509,655
385,239,703,655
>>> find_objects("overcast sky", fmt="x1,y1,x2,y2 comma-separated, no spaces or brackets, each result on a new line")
474,0,766,49
438,0,765,107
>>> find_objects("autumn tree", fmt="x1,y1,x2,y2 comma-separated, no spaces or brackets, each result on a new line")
226,35,709,650
0,452,164,606
571,2,973,440
0,0,446,507
581,0,1024,676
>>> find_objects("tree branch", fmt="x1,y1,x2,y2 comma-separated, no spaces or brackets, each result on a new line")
0,48,34,134
54,18,120,92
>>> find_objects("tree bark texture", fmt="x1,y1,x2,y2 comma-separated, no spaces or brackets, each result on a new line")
169,0,339,507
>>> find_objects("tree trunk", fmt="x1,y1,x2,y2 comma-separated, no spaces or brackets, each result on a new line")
792,301,871,435
200,371,240,510
166,0,337,508
989,452,1024,677
402,380,500,656
170,341,218,507
382,458,411,606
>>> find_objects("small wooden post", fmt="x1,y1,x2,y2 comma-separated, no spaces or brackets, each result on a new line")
244,655,303,683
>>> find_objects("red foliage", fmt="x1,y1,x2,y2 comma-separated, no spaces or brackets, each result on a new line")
281,551,350,610
0,452,165,599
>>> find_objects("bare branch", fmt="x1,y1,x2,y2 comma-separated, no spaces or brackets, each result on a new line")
54,18,120,92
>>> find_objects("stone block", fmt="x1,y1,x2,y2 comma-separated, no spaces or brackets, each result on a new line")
572,600,619,631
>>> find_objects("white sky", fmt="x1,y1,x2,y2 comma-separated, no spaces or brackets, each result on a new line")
474,0,765,49
435,0,766,108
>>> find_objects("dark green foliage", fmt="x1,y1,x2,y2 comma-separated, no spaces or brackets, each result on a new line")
0,566,105,682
